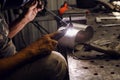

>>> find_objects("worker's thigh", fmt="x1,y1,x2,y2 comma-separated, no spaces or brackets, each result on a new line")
5,51,68,80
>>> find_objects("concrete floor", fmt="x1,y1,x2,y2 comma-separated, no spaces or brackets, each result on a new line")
65,11,120,80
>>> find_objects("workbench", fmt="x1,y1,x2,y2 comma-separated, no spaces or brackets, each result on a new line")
63,9,120,80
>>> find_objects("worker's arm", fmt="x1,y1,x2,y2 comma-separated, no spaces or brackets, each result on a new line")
0,32,58,76
8,0,43,38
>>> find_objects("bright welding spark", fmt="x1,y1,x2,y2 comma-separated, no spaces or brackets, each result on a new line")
113,1,120,6
65,28,78,37
112,11,120,19
112,12,120,16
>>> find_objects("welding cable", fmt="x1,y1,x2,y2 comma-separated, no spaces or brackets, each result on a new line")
32,21,50,34
45,8,68,26
19,22,50,48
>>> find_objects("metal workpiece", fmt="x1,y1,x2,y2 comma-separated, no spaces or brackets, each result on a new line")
58,23,94,49
95,16,120,23
99,23,120,27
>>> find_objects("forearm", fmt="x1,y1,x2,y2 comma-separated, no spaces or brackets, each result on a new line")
0,31,57,76
8,16,30,38
0,41,46,76
0,47,33,75
8,0,41,38
1,31,59,72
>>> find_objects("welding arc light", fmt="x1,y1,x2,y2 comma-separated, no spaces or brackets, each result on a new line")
58,23,94,49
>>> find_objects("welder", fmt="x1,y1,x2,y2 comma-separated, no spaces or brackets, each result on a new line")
0,0,67,80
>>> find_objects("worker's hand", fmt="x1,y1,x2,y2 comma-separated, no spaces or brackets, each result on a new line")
24,0,44,23
27,32,59,56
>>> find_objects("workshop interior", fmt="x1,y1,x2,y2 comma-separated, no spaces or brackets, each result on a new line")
2,0,120,80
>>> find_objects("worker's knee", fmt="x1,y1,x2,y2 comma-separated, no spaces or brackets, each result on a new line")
49,51,67,68
46,51,68,80
4,51,68,80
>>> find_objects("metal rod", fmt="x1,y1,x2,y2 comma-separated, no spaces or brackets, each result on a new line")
45,8,68,26
100,23,120,27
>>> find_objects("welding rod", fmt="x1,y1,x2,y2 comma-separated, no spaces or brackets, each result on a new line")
45,8,68,26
